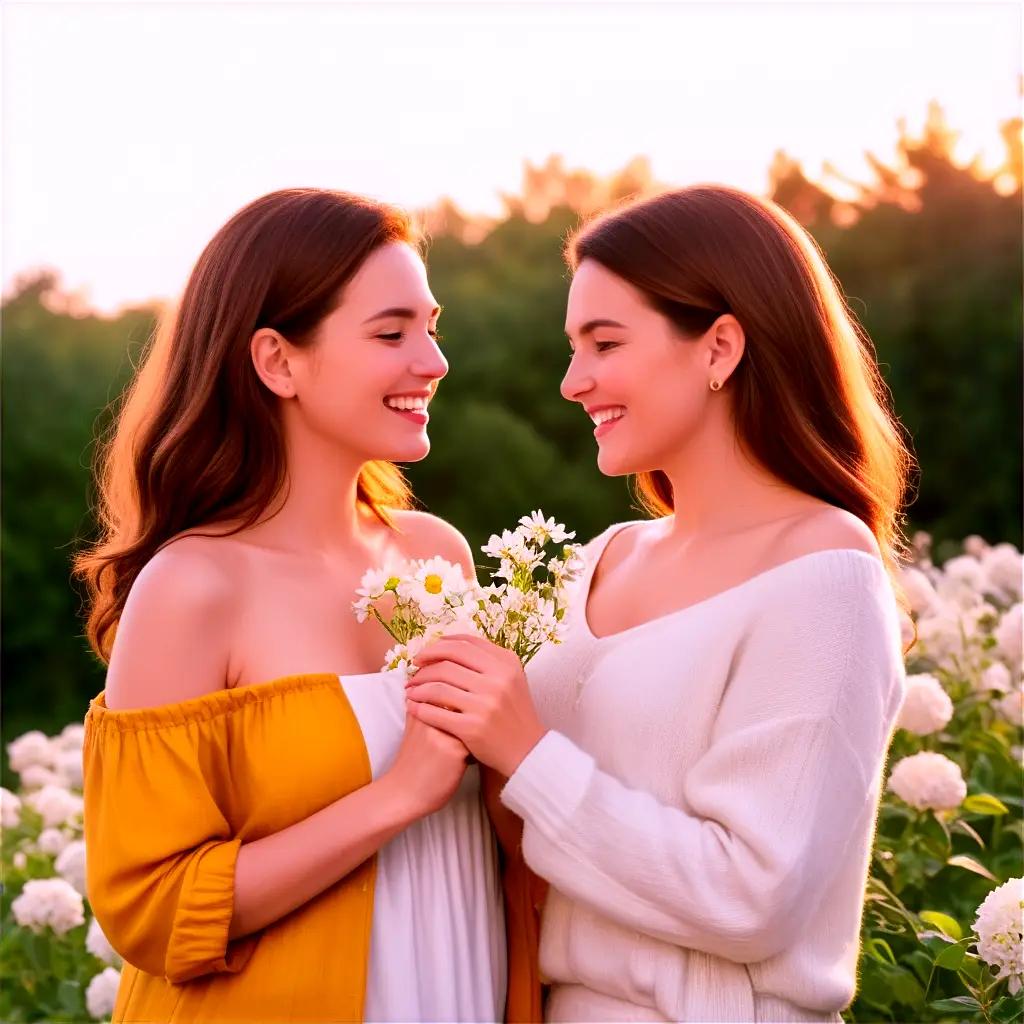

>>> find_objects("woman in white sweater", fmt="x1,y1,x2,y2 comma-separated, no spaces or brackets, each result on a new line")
406,185,912,1022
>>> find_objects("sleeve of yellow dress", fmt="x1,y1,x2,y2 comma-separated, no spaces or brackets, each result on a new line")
82,704,259,984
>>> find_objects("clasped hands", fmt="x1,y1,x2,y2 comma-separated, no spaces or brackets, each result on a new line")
404,634,547,778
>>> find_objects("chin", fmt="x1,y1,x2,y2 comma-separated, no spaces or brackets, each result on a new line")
379,437,431,463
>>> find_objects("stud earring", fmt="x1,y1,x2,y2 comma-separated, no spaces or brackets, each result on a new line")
709,379,722,392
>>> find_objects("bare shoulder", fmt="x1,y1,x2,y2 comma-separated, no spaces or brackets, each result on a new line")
389,509,477,581
104,534,244,710
775,504,882,562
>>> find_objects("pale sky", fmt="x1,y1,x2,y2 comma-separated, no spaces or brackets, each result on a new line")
3,0,1020,313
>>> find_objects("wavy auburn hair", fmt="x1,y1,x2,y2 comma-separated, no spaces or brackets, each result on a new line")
74,188,417,662
566,185,916,587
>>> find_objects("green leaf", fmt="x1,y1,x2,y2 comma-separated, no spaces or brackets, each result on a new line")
56,979,81,1015
930,996,983,1014
963,794,1010,816
920,911,963,940
889,966,926,1006
947,854,999,881
934,943,967,970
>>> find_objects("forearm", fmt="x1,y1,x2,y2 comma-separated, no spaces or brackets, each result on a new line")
481,765,524,857
229,774,418,940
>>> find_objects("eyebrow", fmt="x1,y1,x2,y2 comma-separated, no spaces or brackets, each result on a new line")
363,305,442,324
565,317,628,337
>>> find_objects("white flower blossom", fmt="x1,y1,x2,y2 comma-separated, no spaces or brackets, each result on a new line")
86,916,121,966
995,689,1024,727
964,535,991,558
54,723,86,752
18,764,65,791
86,966,122,1019
972,877,1024,995
887,751,967,811
7,730,56,773
397,558,470,616
1,786,22,828
901,566,939,616
12,877,85,935
995,604,1022,667
38,827,73,856
55,839,88,895
26,784,84,829
517,510,574,546
978,662,1013,694
54,747,84,789
13,851,27,870
897,673,954,735
981,543,1023,603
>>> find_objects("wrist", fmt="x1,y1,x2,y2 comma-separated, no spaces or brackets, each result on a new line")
499,723,548,778
374,771,424,828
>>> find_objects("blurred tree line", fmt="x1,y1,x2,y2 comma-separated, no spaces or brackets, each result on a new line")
2,105,1020,744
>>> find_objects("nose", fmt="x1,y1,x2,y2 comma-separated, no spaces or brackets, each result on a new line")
560,351,594,403
410,334,449,382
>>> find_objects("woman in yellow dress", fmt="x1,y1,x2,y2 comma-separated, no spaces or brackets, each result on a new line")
74,188,541,1023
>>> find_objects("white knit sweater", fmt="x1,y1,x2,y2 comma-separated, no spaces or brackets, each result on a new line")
501,520,907,1023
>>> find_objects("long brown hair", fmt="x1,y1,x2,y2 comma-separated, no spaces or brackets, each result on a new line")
566,185,916,586
74,188,417,662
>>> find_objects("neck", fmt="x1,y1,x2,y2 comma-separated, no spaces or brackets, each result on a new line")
659,413,803,542
251,421,371,557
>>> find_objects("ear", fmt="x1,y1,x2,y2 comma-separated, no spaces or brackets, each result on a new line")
705,314,745,385
250,327,296,399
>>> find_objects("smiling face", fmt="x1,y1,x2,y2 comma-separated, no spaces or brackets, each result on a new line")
562,258,724,477
273,241,448,464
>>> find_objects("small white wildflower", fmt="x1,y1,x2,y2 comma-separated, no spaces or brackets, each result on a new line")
887,751,967,811
11,877,85,935
897,673,954,735
55,839,88,895
86,916,121,966
12,850,27,870
85,966,121,1019
26,784,84,829
7,730,56,773
397,558,470,616
1,786,22,828
517,510,574,546
972,877,1024,995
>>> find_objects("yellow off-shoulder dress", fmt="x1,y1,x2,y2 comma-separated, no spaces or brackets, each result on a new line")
82,673,543,1023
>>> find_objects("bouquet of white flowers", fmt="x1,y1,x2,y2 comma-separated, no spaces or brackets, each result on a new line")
352,509,585,676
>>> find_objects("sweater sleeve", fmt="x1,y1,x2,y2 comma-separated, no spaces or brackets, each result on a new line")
83,701,259,983
500,556,905,964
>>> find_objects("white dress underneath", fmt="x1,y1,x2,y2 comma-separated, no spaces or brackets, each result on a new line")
339,671,506,1023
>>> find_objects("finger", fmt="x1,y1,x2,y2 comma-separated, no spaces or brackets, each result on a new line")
405,661,482,694
406,680,477,712
407,698,467,738
413,638,491,672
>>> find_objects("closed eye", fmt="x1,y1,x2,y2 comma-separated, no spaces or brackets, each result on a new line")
596,341,620,352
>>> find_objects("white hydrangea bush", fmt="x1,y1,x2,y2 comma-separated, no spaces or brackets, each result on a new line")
854,534,1023,1022
1,534,1020,1022
1,722,121,1022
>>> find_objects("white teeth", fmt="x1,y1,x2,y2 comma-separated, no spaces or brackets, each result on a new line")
385,396,428,411
591,407,625,426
